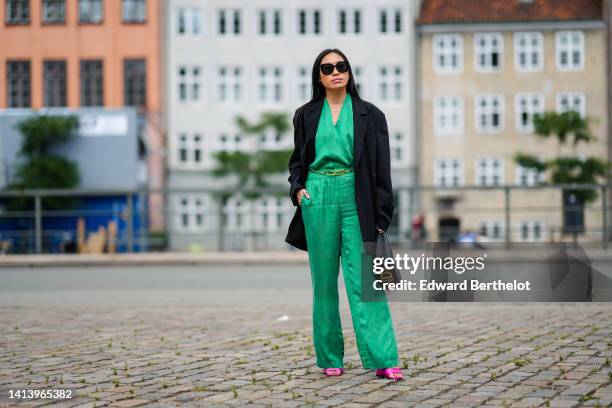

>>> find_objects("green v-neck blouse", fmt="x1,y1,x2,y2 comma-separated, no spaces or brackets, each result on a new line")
308,93,354,171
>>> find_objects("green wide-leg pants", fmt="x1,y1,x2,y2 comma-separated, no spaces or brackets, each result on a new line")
300,170,399,369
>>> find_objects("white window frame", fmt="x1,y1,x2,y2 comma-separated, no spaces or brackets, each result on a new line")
555,30,584,71
475,94,504,134
475,156,504,186
256,66,283,104
515,92,544,133
257,8,282,36
378,7,402,35
217,66,243,104
176,132,205,168
434,96,464,135
433,34,463,74
377,66,403,102
337,8,362,35
556,92,586,118
177,65,202,103
296,8,322,36
478,220,505,241
513,31,543,72
177,7,201,36
352,65,365,98
515,165,544,187
296,66,310,103
253,195,287,232
434,158,464,187
216,8,242,36
218,132,248,152
389,131,408,166
474,32,503,72
517,220,546,242
174,194,211,233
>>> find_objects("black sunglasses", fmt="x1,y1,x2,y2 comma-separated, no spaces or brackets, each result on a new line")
320,61,349,76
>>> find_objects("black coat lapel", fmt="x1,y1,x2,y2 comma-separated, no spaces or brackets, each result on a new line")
302,95,369,168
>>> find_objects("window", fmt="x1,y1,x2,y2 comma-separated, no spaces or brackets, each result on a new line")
556,31,584,71
5,0,29,24
474,33,503,72
478,220,505,241
389,131,407,166
219,133,247,152
378,66,402,102
258,129,289,150
177,65,201,102
123,58,146,107
218,66,242,103
435,158,464,187
42,0,65,23
258,9,281,36
224,194,250,232
253,195,286,232
177,133,204,167
217,8,241,35
516,165,544,186
79,0,102,23
177,7,201,35
6,60,31,108
80,60,104,107
476,157,504,186
338,8,361,35
43,60,67,107
514,32,543,71
379,7,402,34
556,92,585,117
175,195,210,232
475,94,504,133
257,66,283,103
297,9,321,35
353,66,364,96
434,96,463,135
296,66,309,102
122,0,145,23
433,34,463,74
518,220,545,242
515,93,544,133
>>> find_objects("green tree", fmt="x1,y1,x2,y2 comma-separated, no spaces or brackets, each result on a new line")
211,112,293,199
513,110,611,203
211,112,293,250
5,115,81,211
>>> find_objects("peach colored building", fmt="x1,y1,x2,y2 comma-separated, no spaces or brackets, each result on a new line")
0,0,165,231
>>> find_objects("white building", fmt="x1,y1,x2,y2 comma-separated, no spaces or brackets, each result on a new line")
164,0,422,251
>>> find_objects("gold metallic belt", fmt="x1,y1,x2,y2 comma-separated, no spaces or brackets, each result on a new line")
310,168,353,176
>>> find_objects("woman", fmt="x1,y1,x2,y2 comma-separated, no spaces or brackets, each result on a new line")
285,48,403,381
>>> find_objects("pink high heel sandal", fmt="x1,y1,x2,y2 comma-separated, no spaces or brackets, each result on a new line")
322,368,344,377
375,367,404,380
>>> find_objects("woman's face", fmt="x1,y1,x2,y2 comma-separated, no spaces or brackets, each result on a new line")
319,52,350,91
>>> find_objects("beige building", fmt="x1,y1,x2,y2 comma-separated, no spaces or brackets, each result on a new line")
416,0,609,244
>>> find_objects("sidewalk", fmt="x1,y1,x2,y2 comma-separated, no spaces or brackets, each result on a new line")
2,247,612,267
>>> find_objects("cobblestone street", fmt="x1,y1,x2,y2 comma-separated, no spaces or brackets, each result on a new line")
1,302,611,407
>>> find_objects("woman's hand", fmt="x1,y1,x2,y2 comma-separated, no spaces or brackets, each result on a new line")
297,188,310,206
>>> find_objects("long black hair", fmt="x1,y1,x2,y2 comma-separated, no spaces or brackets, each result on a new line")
310,48,361,102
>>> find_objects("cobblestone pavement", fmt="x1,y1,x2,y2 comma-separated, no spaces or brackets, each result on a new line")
1,303,611,407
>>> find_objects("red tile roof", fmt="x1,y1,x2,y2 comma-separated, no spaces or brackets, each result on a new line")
418,0,603,25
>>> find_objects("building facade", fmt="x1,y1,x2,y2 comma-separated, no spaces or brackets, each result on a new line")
0,0,165,232
417,0,608,243
165,0,422,251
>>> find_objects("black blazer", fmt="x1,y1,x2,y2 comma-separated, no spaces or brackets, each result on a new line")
285,95,395,251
